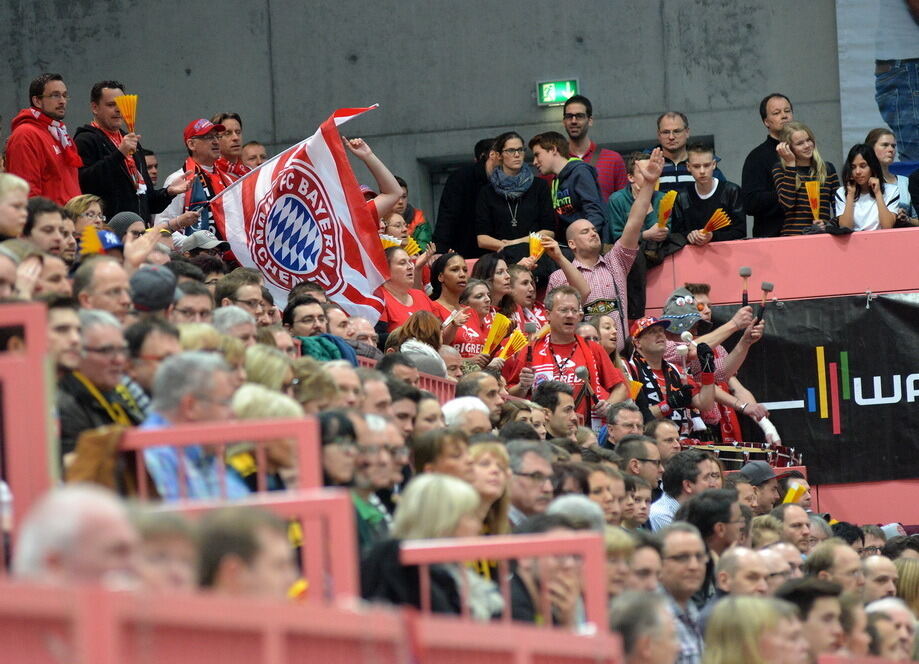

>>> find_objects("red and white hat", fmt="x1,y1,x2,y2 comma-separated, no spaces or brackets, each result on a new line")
629,316,671,338
183,118,225,143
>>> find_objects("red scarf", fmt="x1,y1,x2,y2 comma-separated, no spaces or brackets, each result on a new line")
26,108,82,167
528,333,604,402
91,121,144,192
215,156,250,180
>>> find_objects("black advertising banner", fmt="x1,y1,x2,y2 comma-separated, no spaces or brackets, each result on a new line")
712,294,919,485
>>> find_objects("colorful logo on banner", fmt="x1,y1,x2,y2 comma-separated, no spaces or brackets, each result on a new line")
763,345,919,436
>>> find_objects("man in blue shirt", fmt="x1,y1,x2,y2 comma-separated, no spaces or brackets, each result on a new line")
142,351,249,500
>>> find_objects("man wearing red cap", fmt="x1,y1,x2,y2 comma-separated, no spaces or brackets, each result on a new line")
627,316,715,436
154,118,235,239
5,73,82,205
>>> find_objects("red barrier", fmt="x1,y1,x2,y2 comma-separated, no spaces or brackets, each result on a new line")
417,372,456,403
153,488,358,603
0,302,53,537
401,532,608,631
0,580,621,664
644,227,919,313
819,656,898,664
119,417,321,500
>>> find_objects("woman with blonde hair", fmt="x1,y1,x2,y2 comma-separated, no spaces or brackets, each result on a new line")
244,344,294,395
468,442,511,536
218,334,247,387
0,173,29,240
704,596,809,664
64,193,106,234
750,514,784,549
362,473,502,620
229,383,303,491
773,121,839,235
177,322,222,351
290,356,339,414
527,401,549,439
894,558,919,617
605,527,636,602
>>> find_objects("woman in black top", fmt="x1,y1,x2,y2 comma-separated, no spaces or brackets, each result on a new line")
475,131,554,252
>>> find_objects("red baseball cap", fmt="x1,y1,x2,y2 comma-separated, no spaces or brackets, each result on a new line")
630,316,671,338
183,118,225,143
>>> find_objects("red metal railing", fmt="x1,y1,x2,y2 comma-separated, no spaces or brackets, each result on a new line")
0,579,621,664
119,417,321,500
417,372,456,403
0,302,53,538
400,532,608,631
154,488,357,603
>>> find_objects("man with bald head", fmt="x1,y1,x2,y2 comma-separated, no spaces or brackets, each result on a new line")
546,149,666,349
863,555,899,604
759,548,793,594
701,547,769,628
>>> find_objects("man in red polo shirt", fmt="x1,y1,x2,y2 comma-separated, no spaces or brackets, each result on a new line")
562,95,628,202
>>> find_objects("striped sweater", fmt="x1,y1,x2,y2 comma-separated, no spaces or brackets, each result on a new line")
772,163,839,235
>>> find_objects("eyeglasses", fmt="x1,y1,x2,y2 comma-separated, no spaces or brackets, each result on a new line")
552,307,581,316
502,147,525,155
384,445,410,459
563,113,588,121
636,458,662,466
664,552,709,564
80,212,106,221
232,298,265,312
860,546,882,556
514,470,552,483
41,92,70,100
659,128,687,137
174,307,213,320
83,345,130,357
294,315,327,326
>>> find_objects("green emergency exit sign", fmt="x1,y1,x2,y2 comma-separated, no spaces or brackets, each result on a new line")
536,79,579,106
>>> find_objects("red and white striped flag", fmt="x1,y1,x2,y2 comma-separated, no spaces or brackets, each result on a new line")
217,106,388,321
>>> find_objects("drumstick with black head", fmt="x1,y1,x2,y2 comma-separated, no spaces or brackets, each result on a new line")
755,282,774,323
739,266,752,307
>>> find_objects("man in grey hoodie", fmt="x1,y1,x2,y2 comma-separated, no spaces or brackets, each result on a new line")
529,131,606,236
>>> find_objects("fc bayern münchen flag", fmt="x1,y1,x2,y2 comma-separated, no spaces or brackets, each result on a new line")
217,106,388,321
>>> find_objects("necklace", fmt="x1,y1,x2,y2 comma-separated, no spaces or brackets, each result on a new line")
548,335,578,378
506,198,520,228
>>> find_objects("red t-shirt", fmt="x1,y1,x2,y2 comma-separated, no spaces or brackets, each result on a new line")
431,301,485,358
504,335,626,421
377,287,435,332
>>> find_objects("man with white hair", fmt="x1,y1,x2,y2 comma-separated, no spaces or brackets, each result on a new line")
58,309,143,458
13,484,139,585
441,396,492,437
546,494,605,532
438,345,463,381
325,360,364,410
212,305,257,347
142,351,248,500
866,597,916,661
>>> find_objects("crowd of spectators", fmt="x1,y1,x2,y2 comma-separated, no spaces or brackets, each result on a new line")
2,71,919,664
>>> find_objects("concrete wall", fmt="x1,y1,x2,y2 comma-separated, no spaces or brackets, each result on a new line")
1,0,841,220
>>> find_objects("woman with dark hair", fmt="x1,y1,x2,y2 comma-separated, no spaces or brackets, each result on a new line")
470,252,512,326
475,131,554,252
865,127,914,220
318,410,359,487
835,143,899,231
429,251,473,345
452,278,490,363
376,246,436,332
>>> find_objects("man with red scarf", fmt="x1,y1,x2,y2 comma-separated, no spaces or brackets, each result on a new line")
627,316,716,437
75,80,188,221
211,112,250,179
154,118,235,239
6,73,82,205
503,284,628,428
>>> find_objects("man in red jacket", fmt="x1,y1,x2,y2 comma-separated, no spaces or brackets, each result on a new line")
5,73,82,205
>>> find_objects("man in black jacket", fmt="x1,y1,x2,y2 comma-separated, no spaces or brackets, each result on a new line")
741,93,794,237
432,138,496,259
75,80,186,220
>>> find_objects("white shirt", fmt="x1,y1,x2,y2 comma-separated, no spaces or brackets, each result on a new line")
834,185,899,231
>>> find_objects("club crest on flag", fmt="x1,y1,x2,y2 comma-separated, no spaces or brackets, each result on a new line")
250,160,345,295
